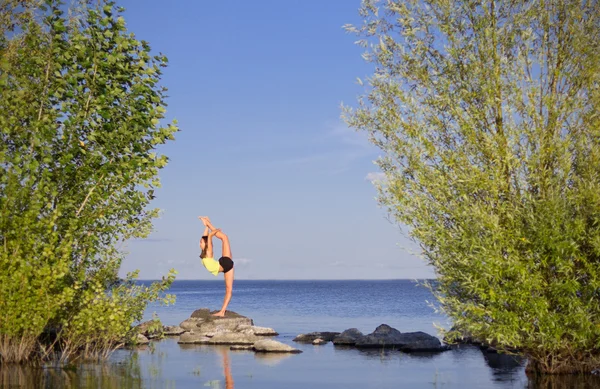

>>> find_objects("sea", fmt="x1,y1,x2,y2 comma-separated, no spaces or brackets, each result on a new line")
2,280,599,389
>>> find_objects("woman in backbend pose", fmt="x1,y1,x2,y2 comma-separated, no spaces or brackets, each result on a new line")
198,216,234,317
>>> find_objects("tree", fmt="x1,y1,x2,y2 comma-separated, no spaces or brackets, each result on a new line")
344,0,600,374
0,0,177,363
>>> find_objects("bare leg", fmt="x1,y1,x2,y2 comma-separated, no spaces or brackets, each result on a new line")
213,267,234,317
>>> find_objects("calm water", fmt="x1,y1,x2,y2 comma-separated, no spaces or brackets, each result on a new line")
3,280,600,389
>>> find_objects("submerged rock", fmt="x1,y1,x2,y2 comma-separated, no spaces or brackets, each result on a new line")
333,328,364,346
293,332,340,343
253,339,302,353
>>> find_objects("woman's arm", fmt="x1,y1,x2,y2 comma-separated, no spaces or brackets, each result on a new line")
205,227,221,258
199,225,209,250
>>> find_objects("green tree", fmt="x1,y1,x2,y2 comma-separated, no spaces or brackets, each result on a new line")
344,0,600,374
0,0,177,363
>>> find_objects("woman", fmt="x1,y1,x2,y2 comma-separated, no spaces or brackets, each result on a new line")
199,216,234,317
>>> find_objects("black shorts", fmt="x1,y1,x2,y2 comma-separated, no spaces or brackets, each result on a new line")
219,256,234,273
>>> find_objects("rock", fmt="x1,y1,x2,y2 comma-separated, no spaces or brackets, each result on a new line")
179,318,203,331
312,338,327,345
136,334,150,345
333,328,364,345
395,331,446,352
253,339,302,353
163,325,185,336
189,309,253,334
208,332,259,345
177,332,211,344
135,320,162,339
236,325,279,336
230,345,254,351
355,325,446,351
355,324,402,348
293,331,340,343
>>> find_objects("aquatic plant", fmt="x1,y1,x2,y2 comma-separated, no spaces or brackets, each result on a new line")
345,0,600,374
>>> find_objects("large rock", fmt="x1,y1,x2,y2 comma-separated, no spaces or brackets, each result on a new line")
163,325,185,336
177,332,211,344
355,324,402,348
293,331,340,343
253,339,302,353
236,325,278,336
333,328,364,346
355,325,446,351
191,309,253,334
208,332,259,345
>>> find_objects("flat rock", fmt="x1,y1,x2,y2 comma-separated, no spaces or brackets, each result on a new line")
253,339,302,353
177,332,211,344
355,325,445,351
293,331,340,343
333,328,364,345
236,325,279,336
208,332,259,345
163,325,185,336
230,345,254,351
312,338,327,345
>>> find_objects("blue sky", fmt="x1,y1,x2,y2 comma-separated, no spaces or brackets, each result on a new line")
117,0,434,280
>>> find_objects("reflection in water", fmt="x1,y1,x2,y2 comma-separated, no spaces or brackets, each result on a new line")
253,351,293,366
526,374,600,389
219,348,234,389
0,354,143,389
480,348,525,383
354,347,444,363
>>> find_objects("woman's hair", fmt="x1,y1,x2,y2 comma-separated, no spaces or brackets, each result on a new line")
200,236,208,258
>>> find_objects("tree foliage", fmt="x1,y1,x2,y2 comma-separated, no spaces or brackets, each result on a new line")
344,0,600,374
0,0,177,363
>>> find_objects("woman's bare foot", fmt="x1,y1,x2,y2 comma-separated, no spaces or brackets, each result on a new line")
212,310,226,317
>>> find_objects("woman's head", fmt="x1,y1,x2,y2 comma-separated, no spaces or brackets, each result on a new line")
200,236,208,258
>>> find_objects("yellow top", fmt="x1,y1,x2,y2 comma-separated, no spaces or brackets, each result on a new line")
201,257,220,276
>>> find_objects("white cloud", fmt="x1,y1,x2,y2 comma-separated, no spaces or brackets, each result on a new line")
365,172,386,183
234,258,252,266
